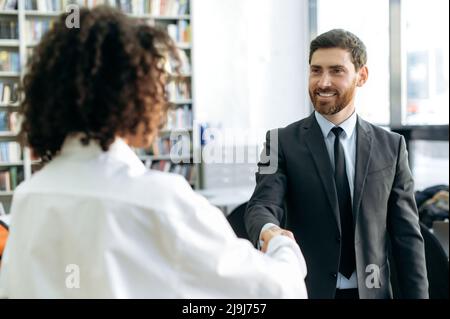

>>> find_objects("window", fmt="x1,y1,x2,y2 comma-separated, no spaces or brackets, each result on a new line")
316,0,390,125
314,0,449,190
404,0,449,125
410,140,449,190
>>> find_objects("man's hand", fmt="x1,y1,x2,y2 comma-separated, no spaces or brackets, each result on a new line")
260,226,295,253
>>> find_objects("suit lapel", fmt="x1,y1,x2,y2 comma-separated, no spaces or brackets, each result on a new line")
304,113,341,233
353,116,373,225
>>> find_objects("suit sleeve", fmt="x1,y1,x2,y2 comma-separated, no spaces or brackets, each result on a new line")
387,135,429,298
245,129,288,247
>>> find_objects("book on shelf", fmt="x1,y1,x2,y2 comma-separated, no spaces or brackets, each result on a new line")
0,166,24,191
0,81,19,104
134,132,191,160
151,135,171,156
24,0,189,16
0,169,10,191
0,50,20,73
25,19,56,43
165,104,192,130
149,134,191,157
0,0,17,10
25,0,61,11
150,0,189,16
166,20,190,43
0,111,20,133
25,0,104,12
0,141,22,163
0,19,18,40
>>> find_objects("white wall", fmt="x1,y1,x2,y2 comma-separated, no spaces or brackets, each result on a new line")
192,0,310,133
191,0,311,190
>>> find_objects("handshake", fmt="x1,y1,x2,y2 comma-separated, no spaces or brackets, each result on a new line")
260,225,295,253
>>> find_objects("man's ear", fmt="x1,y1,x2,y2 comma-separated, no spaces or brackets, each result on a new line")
357,65,368,87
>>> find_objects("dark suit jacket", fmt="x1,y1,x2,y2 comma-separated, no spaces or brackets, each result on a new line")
245,113,429,299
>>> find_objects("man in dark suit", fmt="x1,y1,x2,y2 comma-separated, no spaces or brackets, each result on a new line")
245,29,429,299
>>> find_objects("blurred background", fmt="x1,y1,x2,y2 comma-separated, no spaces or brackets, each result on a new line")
0,0,448,218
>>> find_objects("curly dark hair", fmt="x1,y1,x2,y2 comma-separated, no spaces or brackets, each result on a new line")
309,29,367,71
19,5,180,161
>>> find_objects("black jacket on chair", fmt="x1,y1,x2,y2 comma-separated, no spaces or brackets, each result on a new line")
245,113,429,299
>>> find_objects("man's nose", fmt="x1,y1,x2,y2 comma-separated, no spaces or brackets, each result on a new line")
317,72,332,88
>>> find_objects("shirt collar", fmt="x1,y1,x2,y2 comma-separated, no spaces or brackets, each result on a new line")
59,133,146,174
314,110,357,139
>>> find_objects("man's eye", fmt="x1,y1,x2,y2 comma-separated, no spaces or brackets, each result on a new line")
332,69,343,74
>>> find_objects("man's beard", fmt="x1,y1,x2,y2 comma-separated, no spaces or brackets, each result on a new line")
309,80,357,116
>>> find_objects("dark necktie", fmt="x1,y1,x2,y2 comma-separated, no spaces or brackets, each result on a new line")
331,127,356,279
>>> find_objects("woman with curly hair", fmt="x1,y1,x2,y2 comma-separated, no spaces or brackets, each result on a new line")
0,6,307,298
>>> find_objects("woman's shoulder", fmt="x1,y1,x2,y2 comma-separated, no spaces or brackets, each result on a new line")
139,169,190,191
129,169,198,205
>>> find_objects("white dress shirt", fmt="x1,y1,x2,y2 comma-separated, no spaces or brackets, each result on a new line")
0,134,308,298
259,111,358,289
314,111,358,289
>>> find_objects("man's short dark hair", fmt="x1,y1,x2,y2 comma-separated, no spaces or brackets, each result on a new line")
309,29,367,70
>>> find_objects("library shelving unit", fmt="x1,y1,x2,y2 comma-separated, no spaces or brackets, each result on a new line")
1,0,24,214
0,0,197,213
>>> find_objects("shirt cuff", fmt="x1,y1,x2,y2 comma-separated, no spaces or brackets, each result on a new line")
265,235,308,279
258,222,279,250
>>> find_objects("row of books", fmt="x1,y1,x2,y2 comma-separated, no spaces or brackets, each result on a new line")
167,79,190,101
0,50,20,72
0,81,19,104
165,105,192,130
0,19,18,40
25,19,55,43
150,161,196,185
143,134,192,157
166,20,190,43
0,0,17,10
0,111,20,133
0,166,24,191
24,20,190,46
101,0,189,15
0,141,22,163
148,0,189,16
24,0,189,16
25,0,66,11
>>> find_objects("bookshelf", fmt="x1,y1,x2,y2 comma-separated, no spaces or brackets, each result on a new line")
1,0,22,213
0,0,197,213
